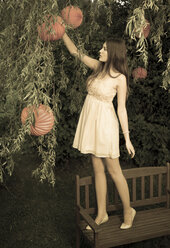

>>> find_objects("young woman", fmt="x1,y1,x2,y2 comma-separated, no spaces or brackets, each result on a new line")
62,32,136,229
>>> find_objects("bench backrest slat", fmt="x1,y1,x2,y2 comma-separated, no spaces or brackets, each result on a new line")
150,175,153,198
122,166,167,178
132,178,136,202
167,163,170,208
85,184,89,209
141,176,145,200
79,176,92,186
158,174,162,197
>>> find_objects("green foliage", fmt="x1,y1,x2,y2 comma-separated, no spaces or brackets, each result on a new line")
162,54,170,90
126,0,169,71
0,0,169,185
0,0,60,184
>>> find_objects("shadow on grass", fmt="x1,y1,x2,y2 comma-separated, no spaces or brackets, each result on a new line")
0,150,169,248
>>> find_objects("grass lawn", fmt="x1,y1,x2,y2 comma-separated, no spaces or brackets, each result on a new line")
0,150,169,248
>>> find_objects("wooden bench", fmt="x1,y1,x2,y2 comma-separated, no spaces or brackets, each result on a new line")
75,163,170,248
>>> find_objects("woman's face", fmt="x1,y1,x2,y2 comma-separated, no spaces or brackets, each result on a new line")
99,42,108,62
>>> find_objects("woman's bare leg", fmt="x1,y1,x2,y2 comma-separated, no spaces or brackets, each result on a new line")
104,157,132,225
91,154,107,223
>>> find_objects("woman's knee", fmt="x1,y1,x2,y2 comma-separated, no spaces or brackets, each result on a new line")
105,157,122,177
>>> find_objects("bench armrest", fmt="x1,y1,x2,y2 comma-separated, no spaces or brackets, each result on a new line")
77,205,102,233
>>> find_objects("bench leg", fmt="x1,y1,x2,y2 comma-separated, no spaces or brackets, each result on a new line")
94,232,99,248
76,226,80,248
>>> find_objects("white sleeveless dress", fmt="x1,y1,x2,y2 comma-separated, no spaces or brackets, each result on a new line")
72,75,120,159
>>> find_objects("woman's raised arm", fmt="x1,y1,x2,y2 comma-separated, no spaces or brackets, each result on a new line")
62,33,100,70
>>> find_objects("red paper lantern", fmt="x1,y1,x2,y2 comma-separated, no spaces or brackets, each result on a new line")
21,104,54,136
132,67,147,79
38,16,65,41
135,19,150,38
61,5,83,29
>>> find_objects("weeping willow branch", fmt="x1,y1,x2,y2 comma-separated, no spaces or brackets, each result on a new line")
126,0,169,89
142,0,159,11
0,0,60,185
126,7,148,66
162,55,170,91
32,129,57,186
125,0,163,67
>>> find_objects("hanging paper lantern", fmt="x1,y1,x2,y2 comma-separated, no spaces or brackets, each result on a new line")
37,15,65,41
21,104,54,136
135,19,150,38
61,5,83,29
132,67,147,79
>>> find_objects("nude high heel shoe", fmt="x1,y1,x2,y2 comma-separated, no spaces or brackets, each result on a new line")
120,207,136,229
86,213,109,230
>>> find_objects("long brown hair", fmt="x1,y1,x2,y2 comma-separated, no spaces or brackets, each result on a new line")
87,38,129,98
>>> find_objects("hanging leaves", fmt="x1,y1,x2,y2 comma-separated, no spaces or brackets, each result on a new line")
0,0,169,185
0,0,60,184
162,55,170,90
126,0,169,88
126,7,149,67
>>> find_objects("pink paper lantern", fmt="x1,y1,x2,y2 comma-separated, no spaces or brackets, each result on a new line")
21,104,54,136
132,67,147,79
61,5,83,29
38,16,65,41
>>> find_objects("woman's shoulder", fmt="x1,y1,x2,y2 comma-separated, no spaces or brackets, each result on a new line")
116,74,127,91
109,71,126,87
117,73,126,81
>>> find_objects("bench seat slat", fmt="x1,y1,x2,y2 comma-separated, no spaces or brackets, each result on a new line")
81,208,170,230
81,222,170,247
99,224,170,242
101,215,169,233
98,227,170,248
80,208,170,248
